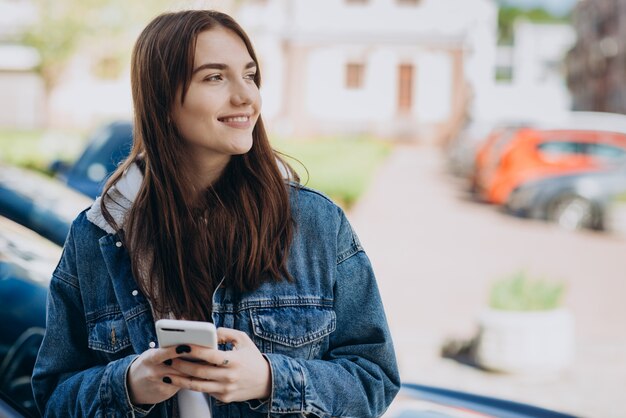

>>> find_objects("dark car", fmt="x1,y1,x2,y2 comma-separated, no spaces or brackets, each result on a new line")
504,162,626,230
387,383,577,418
0,216,59,417
0,164,92,246
51,120,133,199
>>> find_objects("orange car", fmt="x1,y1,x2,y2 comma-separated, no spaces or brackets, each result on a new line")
471,125,525,194
476,128,626,205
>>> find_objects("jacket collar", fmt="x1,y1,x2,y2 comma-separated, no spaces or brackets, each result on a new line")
86,163,143,234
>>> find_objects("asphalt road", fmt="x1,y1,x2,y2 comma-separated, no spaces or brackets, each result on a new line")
349,145,626,418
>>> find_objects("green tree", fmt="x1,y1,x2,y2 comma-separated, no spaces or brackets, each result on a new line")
498,6,570,45
21,0,176,91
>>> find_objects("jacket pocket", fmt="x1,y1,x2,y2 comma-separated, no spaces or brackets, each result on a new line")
87,312,132,355
250,305,336,359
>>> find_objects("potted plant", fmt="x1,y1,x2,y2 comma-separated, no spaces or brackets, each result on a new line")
475,271,575,374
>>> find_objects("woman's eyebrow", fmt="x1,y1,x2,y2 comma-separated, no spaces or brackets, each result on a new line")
193,61,257,74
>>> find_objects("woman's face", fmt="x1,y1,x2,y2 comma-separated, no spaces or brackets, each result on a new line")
172,27,261,177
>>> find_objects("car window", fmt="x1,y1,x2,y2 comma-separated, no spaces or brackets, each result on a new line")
537,141,584,157
584,143,626,160
70,123,132,182
0,165,92,246
492,128,519,157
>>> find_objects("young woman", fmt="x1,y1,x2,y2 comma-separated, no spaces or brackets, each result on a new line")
32,10,400,417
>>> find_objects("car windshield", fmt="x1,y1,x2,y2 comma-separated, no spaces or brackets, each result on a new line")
0,165,92,225
0,216,61,286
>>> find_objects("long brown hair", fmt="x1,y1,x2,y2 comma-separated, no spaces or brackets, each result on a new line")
101,10,298,321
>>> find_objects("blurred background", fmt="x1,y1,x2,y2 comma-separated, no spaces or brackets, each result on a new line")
1,0,625,417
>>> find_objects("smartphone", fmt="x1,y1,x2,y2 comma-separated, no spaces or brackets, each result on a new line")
155,319,218,361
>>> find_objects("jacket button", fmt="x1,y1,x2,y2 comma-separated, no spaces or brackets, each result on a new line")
131,290,139,296
149,341,156,348
115,241,122,248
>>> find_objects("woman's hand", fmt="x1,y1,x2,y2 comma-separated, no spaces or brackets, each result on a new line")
127,346,191,406
165,328,272,403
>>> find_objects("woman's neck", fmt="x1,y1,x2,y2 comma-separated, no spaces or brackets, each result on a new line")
186,154,231,192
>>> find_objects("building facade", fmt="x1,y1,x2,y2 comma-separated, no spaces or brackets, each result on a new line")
237,0,498,143
0,0,44,129
489,20,575,123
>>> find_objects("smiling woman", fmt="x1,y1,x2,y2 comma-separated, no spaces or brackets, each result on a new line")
172,27,261,187
31,9,400,418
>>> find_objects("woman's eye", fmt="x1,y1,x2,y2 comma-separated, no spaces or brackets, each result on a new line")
244,72,256,80
204,74,222,82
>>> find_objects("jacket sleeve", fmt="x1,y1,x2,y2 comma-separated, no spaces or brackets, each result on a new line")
262,210,401,417
31,221,152,418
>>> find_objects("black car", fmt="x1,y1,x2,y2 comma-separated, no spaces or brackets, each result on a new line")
0,164,92,246
505,163,626,230
51,120,133,199
0,216,59,416
388,383,577,418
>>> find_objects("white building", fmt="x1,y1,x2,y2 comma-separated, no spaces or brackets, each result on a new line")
0,0,502,139
237,0,498,143
488,20,576,123
0,0,44,129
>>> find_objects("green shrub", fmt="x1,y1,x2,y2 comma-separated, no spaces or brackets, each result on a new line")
0,129,84,173
489,271,565,311
272,135,391,208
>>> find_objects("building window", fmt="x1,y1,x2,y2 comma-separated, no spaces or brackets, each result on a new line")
346,63,365,89
398,63,414,112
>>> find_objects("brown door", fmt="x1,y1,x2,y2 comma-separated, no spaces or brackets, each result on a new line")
398,63,414,114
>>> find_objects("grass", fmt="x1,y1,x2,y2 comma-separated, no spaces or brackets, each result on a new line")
272,135,392,208
489,270,566,311
614,191,626,203
0,128,85,174
0,129,392,207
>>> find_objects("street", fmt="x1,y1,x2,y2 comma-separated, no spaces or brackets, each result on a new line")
349,144,626,418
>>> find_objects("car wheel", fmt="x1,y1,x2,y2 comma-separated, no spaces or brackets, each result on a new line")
548,195,595,230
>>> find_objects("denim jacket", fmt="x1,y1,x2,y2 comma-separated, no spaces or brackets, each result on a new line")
32,181,400,417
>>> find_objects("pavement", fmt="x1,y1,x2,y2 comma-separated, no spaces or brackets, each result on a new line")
347,144,626,418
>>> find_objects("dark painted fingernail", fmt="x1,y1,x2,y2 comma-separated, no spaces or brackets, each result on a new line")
176,345,191,354
163,376,172,384
163,359,172,366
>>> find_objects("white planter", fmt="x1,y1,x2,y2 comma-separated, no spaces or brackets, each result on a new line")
475,308,575,374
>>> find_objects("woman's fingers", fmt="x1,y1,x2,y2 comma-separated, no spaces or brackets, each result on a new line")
217,327,253,348
165,374,234,401
145,345,186,365
171,343,231,365
168,358,232,381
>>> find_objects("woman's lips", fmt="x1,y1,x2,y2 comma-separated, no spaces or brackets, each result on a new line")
218,115,253,129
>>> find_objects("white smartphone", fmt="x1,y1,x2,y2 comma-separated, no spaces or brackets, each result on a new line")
155,319,218,360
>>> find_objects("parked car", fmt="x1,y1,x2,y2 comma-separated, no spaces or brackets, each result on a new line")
0,216,59,417
505,162,626,231
473,112,626,205
0,164,92,246
446,120,494,180
470,123,529,193
477,128,626,205
51,120,133,199
385,383,577,418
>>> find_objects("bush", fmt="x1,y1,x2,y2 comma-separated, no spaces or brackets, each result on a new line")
489,271,565,311
272,136,391,208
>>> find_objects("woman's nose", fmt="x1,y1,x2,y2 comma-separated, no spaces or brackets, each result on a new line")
230,82,254,106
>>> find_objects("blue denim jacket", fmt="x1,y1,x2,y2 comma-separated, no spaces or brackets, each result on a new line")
32,184,400,417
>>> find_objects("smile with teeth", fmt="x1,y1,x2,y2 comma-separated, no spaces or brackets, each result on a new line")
219,115,249,123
